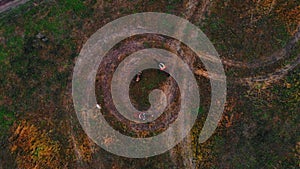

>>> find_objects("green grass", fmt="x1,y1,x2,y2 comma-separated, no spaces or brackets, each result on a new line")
0,107,15,137
60,0,87,14
0,0,299,168
201,0,293,63
239,68,300,168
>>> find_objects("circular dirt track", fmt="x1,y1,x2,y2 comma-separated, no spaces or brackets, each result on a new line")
95,34,210,137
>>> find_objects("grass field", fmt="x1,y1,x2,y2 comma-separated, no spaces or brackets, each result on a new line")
0,0,299,168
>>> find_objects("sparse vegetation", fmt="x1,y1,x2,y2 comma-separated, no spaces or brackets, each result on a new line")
0,0,299,168
0,108,15,138
9,120,61,169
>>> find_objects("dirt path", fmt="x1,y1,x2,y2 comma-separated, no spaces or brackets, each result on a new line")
165,1,207,168
94,1,207,168
0,0,29,13
95,1,300,167
187,1,300,86
194,25,300,86
238,54,300,85
223,26,300,69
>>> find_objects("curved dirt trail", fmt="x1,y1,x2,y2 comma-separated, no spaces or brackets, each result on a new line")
222,26,300,69
168,1,300,87
162,1,212,168
0,0,29,13
2,0,298,168
238,54,300,85
96,1,299,168
194,25,300,85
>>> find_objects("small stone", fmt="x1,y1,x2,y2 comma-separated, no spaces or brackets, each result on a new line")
36,32,45,39
41,37,48,42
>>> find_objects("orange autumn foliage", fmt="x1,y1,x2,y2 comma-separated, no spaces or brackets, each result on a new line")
9,120,61,169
